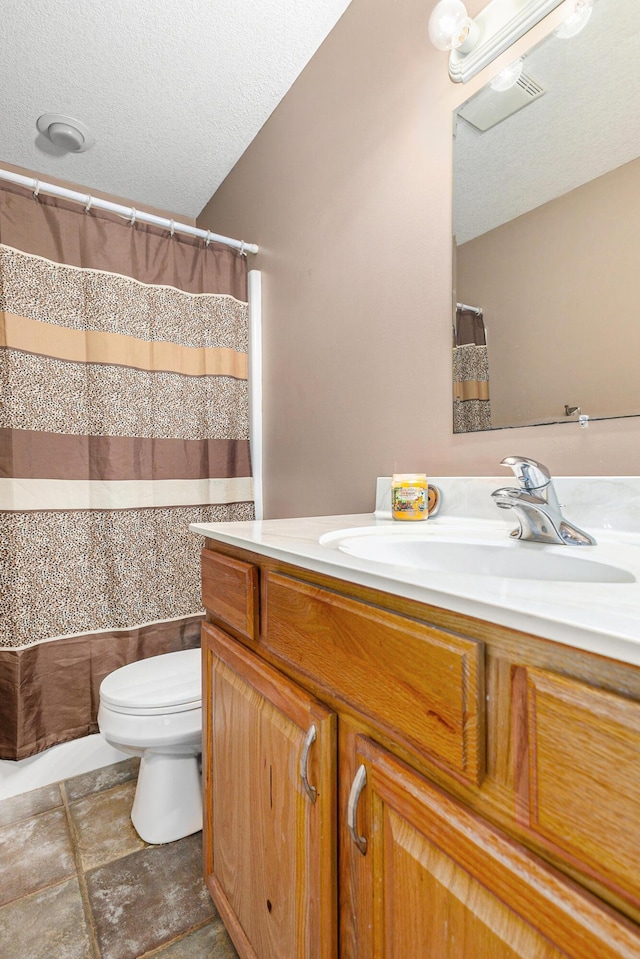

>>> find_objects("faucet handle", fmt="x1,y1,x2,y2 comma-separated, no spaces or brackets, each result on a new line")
500,456,551,491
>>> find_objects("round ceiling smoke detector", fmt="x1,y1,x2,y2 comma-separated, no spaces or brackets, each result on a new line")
36,114,95,153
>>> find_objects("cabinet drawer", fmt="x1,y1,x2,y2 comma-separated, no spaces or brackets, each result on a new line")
201,548,259,641
513,666,640,910
263,572,485,785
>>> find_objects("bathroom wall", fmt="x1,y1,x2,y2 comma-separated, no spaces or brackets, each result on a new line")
199,0,639,519
457,156,640,427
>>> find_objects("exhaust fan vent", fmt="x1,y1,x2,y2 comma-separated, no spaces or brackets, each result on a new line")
458,73,545,132
517,73,545,99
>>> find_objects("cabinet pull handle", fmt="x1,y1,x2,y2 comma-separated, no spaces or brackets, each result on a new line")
347,763,368,855
300,724,317,803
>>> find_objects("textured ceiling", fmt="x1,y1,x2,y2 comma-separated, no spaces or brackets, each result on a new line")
454,0,639,243
1,0,353,218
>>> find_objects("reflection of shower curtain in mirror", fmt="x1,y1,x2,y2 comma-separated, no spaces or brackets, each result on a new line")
453,306,491,433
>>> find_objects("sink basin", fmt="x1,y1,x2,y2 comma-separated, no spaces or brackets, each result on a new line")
319,528,635,583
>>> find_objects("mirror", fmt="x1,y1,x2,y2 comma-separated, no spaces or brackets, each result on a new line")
452,0,640,432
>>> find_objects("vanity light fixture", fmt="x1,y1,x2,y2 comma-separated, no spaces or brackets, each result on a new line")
428,0,565,83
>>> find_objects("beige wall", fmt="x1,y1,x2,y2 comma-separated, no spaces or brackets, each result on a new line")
457,157,640,428
198,0,640,519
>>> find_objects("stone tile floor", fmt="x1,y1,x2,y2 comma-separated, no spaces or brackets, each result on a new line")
0,758,238,959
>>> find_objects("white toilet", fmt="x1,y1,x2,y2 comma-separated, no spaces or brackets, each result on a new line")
97,648,203,845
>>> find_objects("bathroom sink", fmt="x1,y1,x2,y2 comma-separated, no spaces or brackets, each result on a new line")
319,528,635,583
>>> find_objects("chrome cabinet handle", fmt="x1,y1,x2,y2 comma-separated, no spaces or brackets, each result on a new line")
347,763,367,856
299,724,317,803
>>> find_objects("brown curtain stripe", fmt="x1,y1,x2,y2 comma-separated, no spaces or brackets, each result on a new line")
0,312,248,379
0,429,252,481
0,182,254,758
0,187,247,299
0,615,203,761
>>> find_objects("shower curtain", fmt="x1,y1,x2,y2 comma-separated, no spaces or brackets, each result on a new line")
0,184,254,759
453,306,491,433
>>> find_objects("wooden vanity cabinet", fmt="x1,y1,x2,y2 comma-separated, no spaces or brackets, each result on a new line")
200,543,640,959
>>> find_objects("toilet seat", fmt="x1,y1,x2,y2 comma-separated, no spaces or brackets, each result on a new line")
99,648,201,716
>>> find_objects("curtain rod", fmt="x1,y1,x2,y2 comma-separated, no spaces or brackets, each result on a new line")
0,169,259,255
456,302,483,315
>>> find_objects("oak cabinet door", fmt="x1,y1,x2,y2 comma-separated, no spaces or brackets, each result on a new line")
202,622,337,959
346,736,640,959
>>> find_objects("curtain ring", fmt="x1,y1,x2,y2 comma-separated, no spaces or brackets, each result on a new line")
170,220,175,238
84,195,93,214
205,231,212,248
33,180,41,199
239,241,246,256
129,208,137,227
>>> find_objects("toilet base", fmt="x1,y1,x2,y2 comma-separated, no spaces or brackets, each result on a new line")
131,751,203,844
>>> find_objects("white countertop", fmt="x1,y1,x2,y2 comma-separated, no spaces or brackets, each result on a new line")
190,495,640,668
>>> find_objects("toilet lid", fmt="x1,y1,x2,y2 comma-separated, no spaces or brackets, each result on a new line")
100,648,201,712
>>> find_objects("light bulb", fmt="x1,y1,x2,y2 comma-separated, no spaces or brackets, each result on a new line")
555,0,593,39
428,0,479,52
490,57,525,92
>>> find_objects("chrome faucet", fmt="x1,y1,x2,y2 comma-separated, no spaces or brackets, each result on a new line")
491,456,596,546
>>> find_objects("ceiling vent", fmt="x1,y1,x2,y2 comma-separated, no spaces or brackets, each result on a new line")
458,73,545,132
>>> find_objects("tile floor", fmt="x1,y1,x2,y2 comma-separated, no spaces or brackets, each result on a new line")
0,758,238,959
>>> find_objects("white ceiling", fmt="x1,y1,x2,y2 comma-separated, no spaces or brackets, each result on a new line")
454,0,640,244
1,0,353,218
